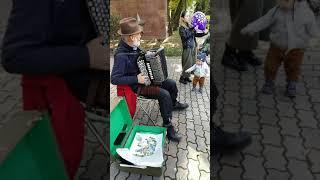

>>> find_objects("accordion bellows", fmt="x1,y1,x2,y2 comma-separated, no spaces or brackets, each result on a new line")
137,48,168,86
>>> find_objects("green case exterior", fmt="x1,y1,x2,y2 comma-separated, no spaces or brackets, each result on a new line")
0,113,68,180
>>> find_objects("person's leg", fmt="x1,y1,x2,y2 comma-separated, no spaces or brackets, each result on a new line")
229,0,242,23
198,77,205,93
180,48,195,83
192,76,200,91
283,49,304,97
261,45,284,94
224,0,263,69
161,79,189,110
228,0,262,51
138,85,181,142
161,79,178,105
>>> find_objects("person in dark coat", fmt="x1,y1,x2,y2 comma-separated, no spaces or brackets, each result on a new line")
1,0,108,178
111,17,189,142
179,11,208,84
1,0,108,102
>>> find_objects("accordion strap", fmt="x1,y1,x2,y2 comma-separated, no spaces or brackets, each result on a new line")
86,78,107,110
86,79,99,108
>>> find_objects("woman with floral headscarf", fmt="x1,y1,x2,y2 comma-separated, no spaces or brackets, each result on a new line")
178,11,208,84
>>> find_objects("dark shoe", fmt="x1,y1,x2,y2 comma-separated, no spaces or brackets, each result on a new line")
173,101,189,111
213,127,252,153
239,51,262,66
185,77,192,82
199,88,203,94
165,124,181,142
191,87,196,91
179,77,187,84
261,80,275,95
286,81,297,98
221,44,248,71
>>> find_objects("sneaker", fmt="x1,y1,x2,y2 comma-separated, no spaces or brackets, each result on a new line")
199,88,203,94
221,44,248,71
191,87,196,91
213,126,252,153
261,81,275,94
238,51,262,66
286,81,297,98
173,101,189,111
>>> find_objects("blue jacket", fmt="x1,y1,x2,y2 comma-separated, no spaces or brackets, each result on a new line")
1,0,104,101
111,40,140,90
179,26,196,49
179,26,207,49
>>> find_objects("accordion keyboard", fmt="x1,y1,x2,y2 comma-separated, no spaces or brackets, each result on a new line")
137,59,152,86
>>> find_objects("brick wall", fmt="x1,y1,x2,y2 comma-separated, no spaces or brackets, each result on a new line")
111,0,167,39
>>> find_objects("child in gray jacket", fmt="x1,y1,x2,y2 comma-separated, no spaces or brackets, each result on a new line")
241,0,319,97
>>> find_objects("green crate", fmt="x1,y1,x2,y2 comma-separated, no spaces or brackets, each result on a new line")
0,112,68,180
110,98,166,176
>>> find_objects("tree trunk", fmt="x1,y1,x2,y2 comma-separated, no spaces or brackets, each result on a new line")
167,0,173,36
171,0,185,31
195,0,206,12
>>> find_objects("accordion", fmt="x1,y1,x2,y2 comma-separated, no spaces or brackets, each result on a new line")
85,0,109,108
137,47,168,86
86,0,109,46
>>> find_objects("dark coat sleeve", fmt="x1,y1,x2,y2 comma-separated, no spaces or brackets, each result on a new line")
1,0,90,74
179,26,195,42
195,32,208,37
111,53,138,85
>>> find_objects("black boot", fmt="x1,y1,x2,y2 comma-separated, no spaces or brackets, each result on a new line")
213,126,252,153
173,101,189,111
164,124,181,142
238,50,262,66
221,43,248,71
185,77,192,82
179,76,187,84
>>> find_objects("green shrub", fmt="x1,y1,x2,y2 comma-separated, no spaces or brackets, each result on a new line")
110,13,122,40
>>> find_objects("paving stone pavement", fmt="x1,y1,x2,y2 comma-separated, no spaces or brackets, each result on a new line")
109,56,211,180
212,8,320,180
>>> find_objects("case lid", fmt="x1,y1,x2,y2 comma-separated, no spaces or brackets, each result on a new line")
110,98,133,157
0,111,42,164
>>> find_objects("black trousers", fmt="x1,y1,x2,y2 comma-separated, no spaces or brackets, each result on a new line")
212,79,219,120
133,79,178,125
212,79,221,146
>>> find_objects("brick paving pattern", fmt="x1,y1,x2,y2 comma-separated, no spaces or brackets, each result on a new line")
212,8,320,180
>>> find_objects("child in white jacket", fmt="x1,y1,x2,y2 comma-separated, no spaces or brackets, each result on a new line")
241,0,319,97
185,53,210,93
